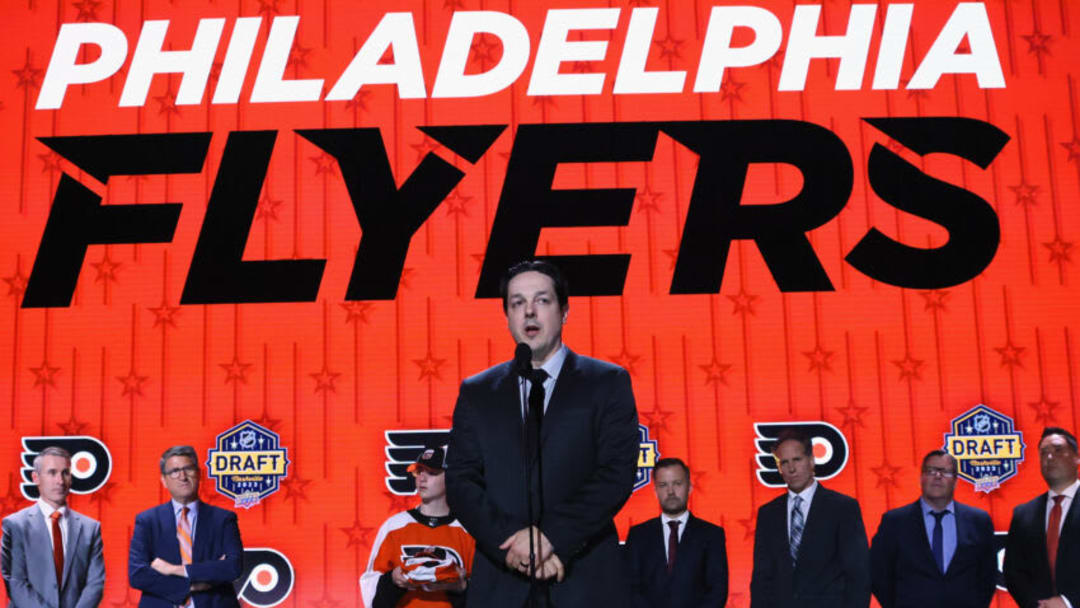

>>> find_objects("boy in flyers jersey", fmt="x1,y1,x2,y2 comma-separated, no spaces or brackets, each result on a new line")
361,446,474,608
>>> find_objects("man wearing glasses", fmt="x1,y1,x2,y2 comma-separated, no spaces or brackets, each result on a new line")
128,445,243,607
870,450,996,608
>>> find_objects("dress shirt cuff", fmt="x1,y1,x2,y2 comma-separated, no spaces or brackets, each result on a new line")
183,564,190,578
1062,596,1073,608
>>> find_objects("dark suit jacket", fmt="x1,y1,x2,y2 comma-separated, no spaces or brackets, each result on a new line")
446,349,640,607
1004,490,1080,608
749,484,870,608
870,500,996,608
624,514,728,608
1,504,105,608
128,501,243,608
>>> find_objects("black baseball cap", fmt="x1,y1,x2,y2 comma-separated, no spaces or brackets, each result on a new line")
407,446,446,473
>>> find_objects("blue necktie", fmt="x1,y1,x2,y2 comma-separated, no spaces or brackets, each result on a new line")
930,510,947,573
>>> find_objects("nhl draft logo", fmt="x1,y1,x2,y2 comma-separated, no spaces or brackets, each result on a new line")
385,429,451,495
21,436,112,500
944,404,1024,493
207,420,290,508
754,421,849,487
634,424,660,492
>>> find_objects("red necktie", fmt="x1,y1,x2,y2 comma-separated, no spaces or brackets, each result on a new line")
1047,495,1065,584
50,510,63,588
667,520,679,573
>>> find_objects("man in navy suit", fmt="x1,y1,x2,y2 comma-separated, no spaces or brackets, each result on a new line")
870,449,996,608
1004,427,1080,608
446,260,640,607
128,445,243,607
625,457,727,608
750,428,870,608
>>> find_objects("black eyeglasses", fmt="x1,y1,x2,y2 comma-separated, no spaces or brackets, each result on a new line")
164,465,198,479
921,467,956,478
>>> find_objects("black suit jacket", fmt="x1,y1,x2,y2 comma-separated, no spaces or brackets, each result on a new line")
624,514,728,608
446,348,640,607
749,484,870,608
870,500,996,608
1004,489,1080,608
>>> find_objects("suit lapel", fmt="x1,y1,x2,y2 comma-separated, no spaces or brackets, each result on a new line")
540,350,576,444
25,507,56,588
905,501,938,573
1060,490,1080,543
795,487,826,567
62,510,84,588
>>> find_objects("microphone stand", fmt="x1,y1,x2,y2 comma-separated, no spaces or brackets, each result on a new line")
519,366,538,608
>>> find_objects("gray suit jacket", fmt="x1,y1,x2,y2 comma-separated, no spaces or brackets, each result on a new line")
1,504,105,608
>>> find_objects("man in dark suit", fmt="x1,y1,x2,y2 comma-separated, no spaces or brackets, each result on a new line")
1,446,105,608
750,428,870,608
870,449,996,608
625,457,727,608
446,260,640,607
128,445,243,608
1004,426,1080,608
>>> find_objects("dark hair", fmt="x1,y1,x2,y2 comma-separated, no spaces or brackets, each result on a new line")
654,457,691,481
499,260,569,313
1041,427,1079,453
772,428,813,458
33,446,71,472
921,449,958,473
160,445,199,474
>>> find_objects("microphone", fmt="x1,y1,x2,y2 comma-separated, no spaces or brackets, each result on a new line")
514,343,533,377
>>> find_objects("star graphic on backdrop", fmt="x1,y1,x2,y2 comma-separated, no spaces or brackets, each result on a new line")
282,475,311,502
902,80,930,101
38,150,63,174
252,410,282,432
919,289,950,312
700,357,731,386
409,136,441,162
627,0,654,6
287,42,312,71
91,252,121,284
341,301,374,325
345,89,372,113
531,95,557,110
208,62,222,85
1021,29,1053,57
30,360,61,388
110,587,141,608
691,471,707,494
569,60,594,74
720,77,746,103
1061,136,1080,163
256,191,283,221
1044,236,1073,264
72,0,103,21
443,0,465,9
220,355,253,385
892,352,924,381
1009,181,1039,207
87,481,117,506
609,346,642,377
802,343,834,372
871,460,902,489
727,288,758,317
118,369,149,397
12,55,43,90
444,188,473,217
414,352,446,382
640,403,675,434
311,364,341,393
309,593,341,608
149,300,180,328
653,34,683,61
634,185,663,215
310,152,336,176
256,0,281,18
399,267,415,291
994,340,1025,369
59,412,90,435
662,248,679,270
4,269,28,298
738,512,756,541
154,89,180,118
836,401,868,428
471,33,501,70
1028,396,1059,425
384,489,414,514
341,520,375,549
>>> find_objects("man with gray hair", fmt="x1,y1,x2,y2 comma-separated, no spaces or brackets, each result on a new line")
128,445,243,608
1,445,106,607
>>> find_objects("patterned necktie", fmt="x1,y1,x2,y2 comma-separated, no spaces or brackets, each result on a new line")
790,495,804,565
666,520,680,573
1047,495,1065,585
177,507,193,608
50,511,63,589
930,510,947,573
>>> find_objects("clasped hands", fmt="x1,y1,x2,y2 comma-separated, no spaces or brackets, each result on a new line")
151,555,226,592
500,526,564,582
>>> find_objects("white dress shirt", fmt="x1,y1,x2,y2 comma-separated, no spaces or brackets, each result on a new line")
786,480,819,537
518,344,567,417
36,500,68,552
660,510,690,556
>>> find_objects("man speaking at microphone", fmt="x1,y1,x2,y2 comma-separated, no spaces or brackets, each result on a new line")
446,260,640,607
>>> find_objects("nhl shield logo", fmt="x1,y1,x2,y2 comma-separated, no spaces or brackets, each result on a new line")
943,405,1024,493
634,424,659,492
207,420,290,508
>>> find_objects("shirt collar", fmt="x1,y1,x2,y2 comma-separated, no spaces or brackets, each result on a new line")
172,499,200,518
537,344,567,381
36,500,67,519
1050,478,1080,501
788,479,818,503
919,498,955,515
661,510,690,527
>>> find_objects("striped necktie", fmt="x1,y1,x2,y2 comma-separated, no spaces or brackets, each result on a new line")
177,507,193,608
790,495,804,565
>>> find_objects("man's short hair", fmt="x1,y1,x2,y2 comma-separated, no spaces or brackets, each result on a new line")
33,446,71,472
159,445,199,474
654,457,691,481
499,260,570,313
1041,427,1079,453
772,428,813,458
920,449,958,473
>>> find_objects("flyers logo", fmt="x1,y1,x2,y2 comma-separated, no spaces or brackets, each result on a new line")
384,430,450,495
994,531,1007,591
233,548,294,607
21,436,112,500
753,422,849,487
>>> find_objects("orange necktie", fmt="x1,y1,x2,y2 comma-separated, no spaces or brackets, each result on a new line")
177,507,193,608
